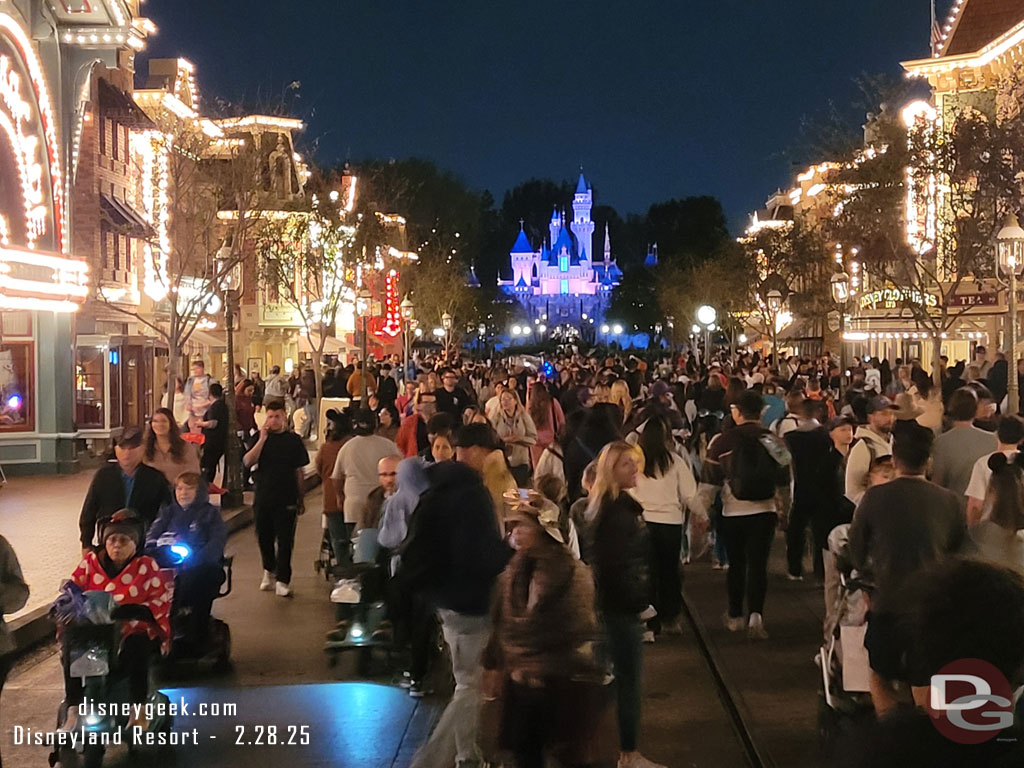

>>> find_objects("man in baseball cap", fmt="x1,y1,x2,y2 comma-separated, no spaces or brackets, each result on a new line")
845,396,896,504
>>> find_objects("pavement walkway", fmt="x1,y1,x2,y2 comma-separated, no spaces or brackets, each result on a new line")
681,530,830,768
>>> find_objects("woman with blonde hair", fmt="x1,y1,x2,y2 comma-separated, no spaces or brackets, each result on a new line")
609,379,633,422
584,441,664,768
491,388,537,487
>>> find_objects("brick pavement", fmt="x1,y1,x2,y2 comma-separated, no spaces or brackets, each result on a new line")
0,472,95,623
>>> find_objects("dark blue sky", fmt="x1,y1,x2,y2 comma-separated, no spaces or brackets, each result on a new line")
145,0,945,231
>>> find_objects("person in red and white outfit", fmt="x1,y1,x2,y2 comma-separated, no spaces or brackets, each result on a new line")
59,511,172,732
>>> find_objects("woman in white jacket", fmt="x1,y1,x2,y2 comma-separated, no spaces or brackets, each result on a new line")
630,414,698,638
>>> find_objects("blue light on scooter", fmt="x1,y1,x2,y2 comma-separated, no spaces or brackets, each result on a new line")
84,713,102,729
169,543,191,563
349,624,364,641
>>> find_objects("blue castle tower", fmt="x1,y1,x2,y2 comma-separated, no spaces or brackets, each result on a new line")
498,171,622,336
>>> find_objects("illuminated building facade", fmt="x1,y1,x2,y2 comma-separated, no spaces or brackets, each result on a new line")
498,171,621,333
0,1,148,473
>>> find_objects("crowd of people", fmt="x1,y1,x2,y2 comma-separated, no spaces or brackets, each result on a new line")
3,341,1024,767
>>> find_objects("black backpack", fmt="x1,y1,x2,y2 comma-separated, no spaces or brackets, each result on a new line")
729,431,790,501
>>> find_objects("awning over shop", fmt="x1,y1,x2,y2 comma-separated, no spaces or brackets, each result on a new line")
185,329,227,351
778,317,822,342
298,332,347,355
100,193,156,239
98,79,156,128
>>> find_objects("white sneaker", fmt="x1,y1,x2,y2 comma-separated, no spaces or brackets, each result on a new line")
275,581,293,597
618,751,667,768
786,573,804,582
259,571,274,591
722,611,745,632
748,612,769,641
641,630,655,644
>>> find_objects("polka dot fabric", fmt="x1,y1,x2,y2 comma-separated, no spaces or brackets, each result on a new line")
70,552,173,654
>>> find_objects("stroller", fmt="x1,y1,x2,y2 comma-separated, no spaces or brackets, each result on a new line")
816,524,875,753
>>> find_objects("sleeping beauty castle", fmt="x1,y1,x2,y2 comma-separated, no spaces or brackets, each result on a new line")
498,171,630,333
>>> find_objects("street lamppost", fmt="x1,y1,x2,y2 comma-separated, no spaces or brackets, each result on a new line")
691,323,702,364
653,321,662,349
441,311,453,359
477,322,487,358
697,305,717,364
215,239,244,508
831,270,851,395
356,286,372,405
400,295,415,383
666,315,675,351
997,214,1024,415
767,289,783,367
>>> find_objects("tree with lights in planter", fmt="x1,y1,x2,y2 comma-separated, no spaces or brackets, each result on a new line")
826,84,1024,388
254,173,364,414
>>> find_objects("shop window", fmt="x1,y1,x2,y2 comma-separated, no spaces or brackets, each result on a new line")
75,346,105,429
0,341,34,432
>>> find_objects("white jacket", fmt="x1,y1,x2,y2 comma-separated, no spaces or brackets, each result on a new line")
629,453,698,525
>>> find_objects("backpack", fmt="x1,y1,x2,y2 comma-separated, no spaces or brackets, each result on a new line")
729,431,791,502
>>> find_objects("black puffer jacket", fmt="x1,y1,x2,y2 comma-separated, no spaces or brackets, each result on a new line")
586,493,651,616
399,461,512,616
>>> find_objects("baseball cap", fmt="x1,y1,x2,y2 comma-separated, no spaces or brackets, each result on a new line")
650,380,670,397
827,415,857,431
866,395,898,415
114,425,144,448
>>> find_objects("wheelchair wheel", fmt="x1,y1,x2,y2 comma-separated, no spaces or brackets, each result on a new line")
55,745,79,768
82,744,104,768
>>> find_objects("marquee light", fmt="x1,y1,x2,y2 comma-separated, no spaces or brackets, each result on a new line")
214,115,305,132
0,244,88,310
0,13,66,253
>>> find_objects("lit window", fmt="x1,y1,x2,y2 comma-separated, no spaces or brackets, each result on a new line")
561,279,569,295
560,256,568,272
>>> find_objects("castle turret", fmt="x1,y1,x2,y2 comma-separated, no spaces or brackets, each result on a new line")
510,223,535,288
570,172,594,269
549,207,562,249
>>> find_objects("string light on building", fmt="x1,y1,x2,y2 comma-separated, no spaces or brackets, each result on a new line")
0,13,67,253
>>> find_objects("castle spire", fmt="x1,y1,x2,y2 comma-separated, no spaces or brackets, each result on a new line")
603,222,611,264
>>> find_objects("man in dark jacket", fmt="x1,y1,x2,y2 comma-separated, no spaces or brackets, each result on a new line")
79,426,171,556
784,399,842,580
199,382,229,484
402,423,511,767
433,368,474,421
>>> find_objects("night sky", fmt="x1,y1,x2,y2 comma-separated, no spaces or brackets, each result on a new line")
144,0,946,230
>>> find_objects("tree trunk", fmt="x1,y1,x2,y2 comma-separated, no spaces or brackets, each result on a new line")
932,334,943,390
312,341,324,443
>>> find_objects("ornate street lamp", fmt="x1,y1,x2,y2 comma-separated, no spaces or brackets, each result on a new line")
766,288,783,364
356,286,372,404
997,214,1024,414
441,311,453,355
831,270,851,394
215,237,244,508
399,296,415,382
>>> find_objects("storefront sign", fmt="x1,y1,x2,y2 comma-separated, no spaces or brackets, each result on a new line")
258,298,305,327
949,293,999,308
859,287,939,311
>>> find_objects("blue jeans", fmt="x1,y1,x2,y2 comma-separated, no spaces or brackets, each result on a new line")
326,516,353,569
411,609,489,767
604,613,643,752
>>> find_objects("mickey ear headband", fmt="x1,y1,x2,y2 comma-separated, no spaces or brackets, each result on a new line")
988,452,1024,472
